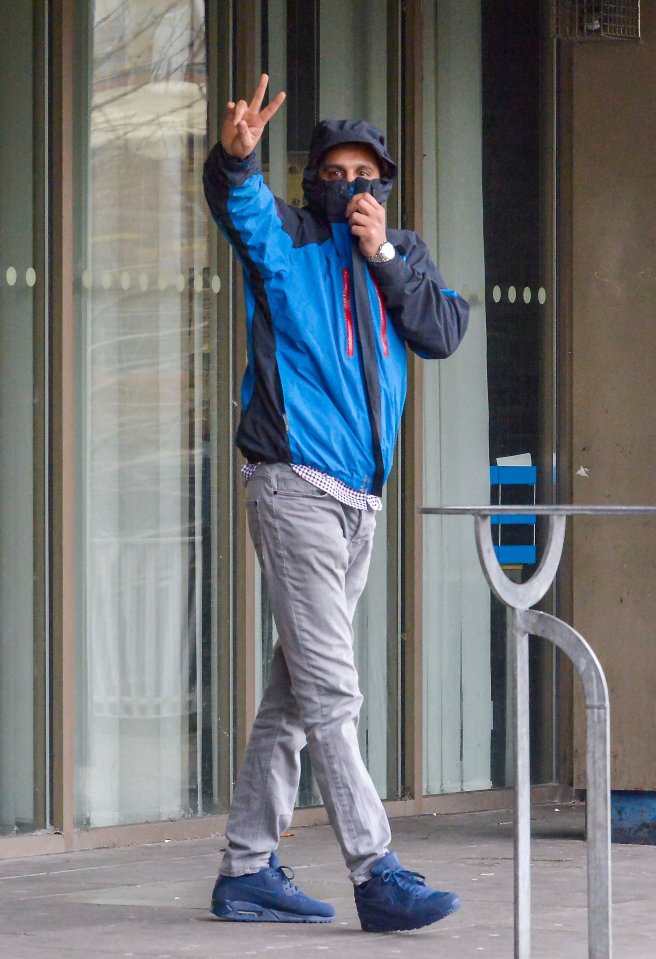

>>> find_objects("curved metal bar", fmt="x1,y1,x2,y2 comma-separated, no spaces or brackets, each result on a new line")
516,609,609,707
517,609,611,959
474,514,567,610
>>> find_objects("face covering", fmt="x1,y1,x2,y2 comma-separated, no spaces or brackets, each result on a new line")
302,175,392,222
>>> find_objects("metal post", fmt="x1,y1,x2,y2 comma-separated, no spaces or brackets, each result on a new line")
512,609,532,959
586,703,612,959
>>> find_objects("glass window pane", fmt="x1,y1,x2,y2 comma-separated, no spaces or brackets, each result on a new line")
422,0,554,793
0,1,48,835
421,0,492,795
481,0,555,784
73,0,221,826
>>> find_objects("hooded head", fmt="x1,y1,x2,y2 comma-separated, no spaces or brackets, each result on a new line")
302,119,397,221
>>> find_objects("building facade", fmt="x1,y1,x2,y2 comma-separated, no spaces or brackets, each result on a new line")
0,0,652,858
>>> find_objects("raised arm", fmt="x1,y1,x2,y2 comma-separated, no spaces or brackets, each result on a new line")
203,75,289,276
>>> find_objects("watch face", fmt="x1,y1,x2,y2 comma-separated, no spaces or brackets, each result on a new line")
367,241,396,263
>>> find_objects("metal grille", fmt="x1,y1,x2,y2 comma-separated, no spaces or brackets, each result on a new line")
554,1,640,40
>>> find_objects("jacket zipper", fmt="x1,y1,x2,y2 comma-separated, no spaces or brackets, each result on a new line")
342,269,354,357
371,275,389,356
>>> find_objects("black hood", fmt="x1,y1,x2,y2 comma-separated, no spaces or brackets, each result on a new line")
302,119,397,219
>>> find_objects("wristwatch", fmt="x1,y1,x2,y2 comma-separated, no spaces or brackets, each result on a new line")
366,241,396,264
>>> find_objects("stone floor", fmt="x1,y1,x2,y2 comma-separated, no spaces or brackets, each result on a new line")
1,803,656,958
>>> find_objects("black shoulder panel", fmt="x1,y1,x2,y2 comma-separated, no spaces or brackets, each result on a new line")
273,199,331,249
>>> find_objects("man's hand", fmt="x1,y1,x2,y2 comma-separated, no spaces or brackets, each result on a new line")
221,73,286,159
346,193,387,259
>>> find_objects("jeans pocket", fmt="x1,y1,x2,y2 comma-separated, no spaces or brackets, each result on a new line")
245,499,263,552
273,469,328,499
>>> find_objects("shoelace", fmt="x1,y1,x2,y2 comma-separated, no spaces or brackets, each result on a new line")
272,861,299,893
380,867,427,895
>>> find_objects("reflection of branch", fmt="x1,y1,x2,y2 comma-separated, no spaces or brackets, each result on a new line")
92,56,205,116
93,0,205,117
150,20,204,81
90,91,206,154
94,0,181,72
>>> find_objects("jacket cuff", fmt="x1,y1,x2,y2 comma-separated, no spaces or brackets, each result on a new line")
205,141,261,187
366,251,412,289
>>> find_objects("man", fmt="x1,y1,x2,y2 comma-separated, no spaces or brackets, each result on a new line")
203,74,469,932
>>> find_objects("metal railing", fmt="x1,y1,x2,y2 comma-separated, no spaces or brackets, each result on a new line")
419,504,656,959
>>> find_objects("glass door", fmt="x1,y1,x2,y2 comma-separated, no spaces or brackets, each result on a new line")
422,0,557,794
72,0,226,827
421,0,493,795
0,0,49,835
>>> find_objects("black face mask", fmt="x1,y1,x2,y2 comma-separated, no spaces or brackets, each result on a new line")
302,174,393,222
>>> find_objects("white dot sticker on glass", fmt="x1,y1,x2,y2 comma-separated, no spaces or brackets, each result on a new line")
120,272,131,290
194,273,203,293
538,287,547,305
492,285,501,303
508,285,517,303
6,267,17,286
175,274,185,293
211,274,221,294
523,286,532,304
82,270,92,289
139,273,149,291
26,268,37,287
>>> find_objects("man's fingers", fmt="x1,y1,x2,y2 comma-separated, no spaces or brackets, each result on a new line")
259,90,286,124
228,76,284,131
348,210,377,227
346,199,365,218
347,204,371,221
249,73,269,112
233,100,248,126
346,193,381,215
347,208,383,226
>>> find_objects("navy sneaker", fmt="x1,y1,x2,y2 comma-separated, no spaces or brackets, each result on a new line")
354,851,461,932
211,852,335,923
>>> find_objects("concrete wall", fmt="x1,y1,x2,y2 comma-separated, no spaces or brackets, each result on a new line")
569,10,656,788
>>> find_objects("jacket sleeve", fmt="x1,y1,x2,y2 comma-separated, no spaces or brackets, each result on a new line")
202,142,290,278
367,233,469,359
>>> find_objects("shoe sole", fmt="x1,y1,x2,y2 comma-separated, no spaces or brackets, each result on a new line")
358,895,462,933
211,900,334,924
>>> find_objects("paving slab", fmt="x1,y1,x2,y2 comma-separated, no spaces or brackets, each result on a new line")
1,803,656,958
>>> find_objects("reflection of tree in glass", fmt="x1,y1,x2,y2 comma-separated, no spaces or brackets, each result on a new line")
78,0,217,831
94,0,205,84
91,1,206,155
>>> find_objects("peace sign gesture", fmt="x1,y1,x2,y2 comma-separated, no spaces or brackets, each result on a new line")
221,73,286,159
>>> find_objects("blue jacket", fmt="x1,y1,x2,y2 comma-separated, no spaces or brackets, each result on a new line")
203,126,468,496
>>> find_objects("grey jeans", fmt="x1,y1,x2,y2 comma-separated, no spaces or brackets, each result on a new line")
220,463,391,883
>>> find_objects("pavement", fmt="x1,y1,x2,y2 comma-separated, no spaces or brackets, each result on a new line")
2,802,656,958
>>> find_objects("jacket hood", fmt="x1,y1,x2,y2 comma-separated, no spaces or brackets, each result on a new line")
302,119,397,216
